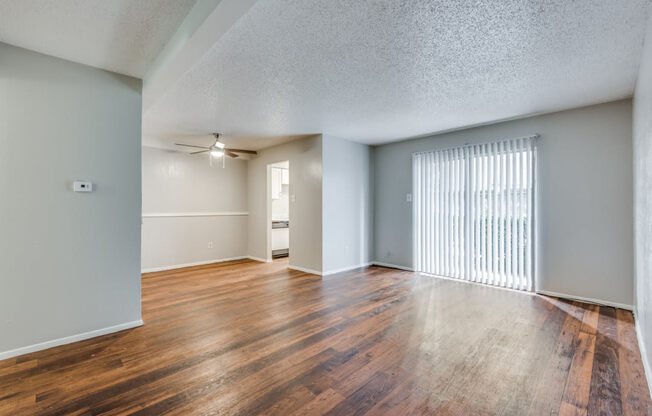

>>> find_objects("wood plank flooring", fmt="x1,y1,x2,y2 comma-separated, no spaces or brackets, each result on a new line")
1,258,650,415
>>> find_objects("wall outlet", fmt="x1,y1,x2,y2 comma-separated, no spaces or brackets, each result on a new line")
208,241,213,249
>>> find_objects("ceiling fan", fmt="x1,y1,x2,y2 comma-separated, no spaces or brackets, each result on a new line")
175,133,257,167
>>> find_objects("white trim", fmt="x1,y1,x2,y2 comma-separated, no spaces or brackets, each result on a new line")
536,289,633,311
0,320,143,361
141,256,248,273
266,163,273,262
287,264,323,275
635,314,652,400
142,212,248,218
248,256,273,263
371,261,415,272
322,263,372,276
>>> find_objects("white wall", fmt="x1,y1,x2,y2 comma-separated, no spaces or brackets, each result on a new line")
0,43,142,358
141,147,248,271
322,135,373,274
634,16,652,387
374,100,634,307
247,135,323,272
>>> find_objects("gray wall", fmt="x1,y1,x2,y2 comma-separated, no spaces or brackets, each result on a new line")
141,146,248,271
247,135,323,272
373,100,634,307
0,43,142,356
322,135,373,274
634,17,652,382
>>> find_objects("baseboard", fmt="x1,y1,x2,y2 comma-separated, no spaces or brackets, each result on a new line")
247,256,273,263
371,261,415,272
0,319,143,361
141,256,248,273
536,289,633,311
322,263,372,276
287,264,323,275
635,314,652,400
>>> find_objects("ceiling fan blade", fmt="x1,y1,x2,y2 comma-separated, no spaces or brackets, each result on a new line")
225,150,239,158
190,150,210,154
225,148,258,155
175,143,211,149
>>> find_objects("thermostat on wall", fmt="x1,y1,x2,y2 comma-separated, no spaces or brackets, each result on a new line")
73,181,93,193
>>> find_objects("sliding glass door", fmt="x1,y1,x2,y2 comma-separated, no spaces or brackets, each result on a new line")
413,136,536,290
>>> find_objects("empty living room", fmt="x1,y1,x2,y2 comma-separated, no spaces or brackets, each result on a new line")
2,0,652,414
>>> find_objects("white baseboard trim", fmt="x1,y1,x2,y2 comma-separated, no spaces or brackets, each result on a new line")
247,256,273,263
371,261,415,272
322,263,372,276
536,289,633,311
635,314,652,400
142,256,248,273
0,319,143,361
287,264,323,275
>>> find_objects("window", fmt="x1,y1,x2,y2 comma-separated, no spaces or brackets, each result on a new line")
413,135,537,290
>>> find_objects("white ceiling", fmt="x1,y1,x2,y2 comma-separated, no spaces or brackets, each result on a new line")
144,0,651,146
0,0,197,78
1,1,650,147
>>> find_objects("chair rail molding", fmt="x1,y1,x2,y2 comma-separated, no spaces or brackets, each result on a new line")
142,212,248,218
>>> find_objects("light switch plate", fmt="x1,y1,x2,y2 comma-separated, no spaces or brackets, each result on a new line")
406,193,412,202
73,181,93,193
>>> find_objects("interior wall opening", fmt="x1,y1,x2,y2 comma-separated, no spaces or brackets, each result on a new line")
267,160,290,261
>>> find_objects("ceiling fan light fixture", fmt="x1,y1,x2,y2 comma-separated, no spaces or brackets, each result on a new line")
211,150,224,157
214,141,225,149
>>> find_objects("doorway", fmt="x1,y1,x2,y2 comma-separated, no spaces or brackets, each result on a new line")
267,161,290,260
413,136,537,291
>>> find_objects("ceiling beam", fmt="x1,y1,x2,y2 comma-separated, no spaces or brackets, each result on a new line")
143,0,258,111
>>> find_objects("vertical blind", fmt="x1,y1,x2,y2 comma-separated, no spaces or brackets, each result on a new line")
413,135,537,291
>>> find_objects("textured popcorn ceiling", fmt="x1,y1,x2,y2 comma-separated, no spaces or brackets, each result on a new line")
0,0,197,78
144,0,651,145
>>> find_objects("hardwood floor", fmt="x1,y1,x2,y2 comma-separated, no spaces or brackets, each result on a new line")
1,258,650,415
